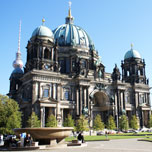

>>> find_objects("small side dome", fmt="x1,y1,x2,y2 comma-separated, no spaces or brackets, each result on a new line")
32,25,54,39
10,67,23,79
124,45,141,60
12,67,24,74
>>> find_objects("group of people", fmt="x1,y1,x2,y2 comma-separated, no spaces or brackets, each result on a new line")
3,133,32,147
4,134,17,147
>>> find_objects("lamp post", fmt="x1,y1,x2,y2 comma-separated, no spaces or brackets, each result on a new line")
88,93,95,136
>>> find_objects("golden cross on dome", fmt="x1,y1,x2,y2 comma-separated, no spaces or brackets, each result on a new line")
68,1,72,17
131,43,133,49
69,1,72,8
42,18,45,25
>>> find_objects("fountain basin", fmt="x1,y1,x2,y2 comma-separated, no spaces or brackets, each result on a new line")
14,127,73,145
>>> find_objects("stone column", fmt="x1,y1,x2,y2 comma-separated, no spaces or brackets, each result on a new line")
120,91,123,112
57,84,60,101
51,48,54,61
40,107,45,127
84,87,86,107
32,81,37,104
56,102,61,127
79,86,82,115
115,92,119,129
86,87,89,109
53,84,56,99
39,83,42,98
135,92,138,115
76,88,79,115
90,100,93,128
42,46,44,58
142,111,144,127
61,85,63,100
123,91,125,110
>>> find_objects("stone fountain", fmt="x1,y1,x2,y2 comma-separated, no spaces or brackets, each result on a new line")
14,127,73,145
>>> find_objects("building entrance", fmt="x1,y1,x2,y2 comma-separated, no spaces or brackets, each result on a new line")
93,91,112,124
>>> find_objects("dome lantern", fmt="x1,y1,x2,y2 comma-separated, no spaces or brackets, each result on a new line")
65,1,74,24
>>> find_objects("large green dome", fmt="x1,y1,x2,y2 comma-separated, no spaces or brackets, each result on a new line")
53,9,95,50
54,24,94,50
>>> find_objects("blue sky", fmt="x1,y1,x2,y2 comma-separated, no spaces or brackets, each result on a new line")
0,0,152,95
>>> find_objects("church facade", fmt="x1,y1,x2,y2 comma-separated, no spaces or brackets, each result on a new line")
9,6,151,128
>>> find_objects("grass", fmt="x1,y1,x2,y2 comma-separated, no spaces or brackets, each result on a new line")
65,133,152,142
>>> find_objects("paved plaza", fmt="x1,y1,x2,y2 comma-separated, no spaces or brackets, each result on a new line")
1,138,152,152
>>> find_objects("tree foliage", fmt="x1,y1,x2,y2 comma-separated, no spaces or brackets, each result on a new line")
46,114,57,127
63,114,75,128
119,115,129,131
93,114,105,131
107,115,116,130
0,94,21,134
76,115,89,132
27,111,41,128
148,115,152,128
130,115,139,130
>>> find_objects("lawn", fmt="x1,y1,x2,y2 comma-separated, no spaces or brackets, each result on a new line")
65,133,152,142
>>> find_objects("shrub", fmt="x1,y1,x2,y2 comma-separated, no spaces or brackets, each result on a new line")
107,115,116,130
27,111,41,128
46,114,57,127
93,114,105,131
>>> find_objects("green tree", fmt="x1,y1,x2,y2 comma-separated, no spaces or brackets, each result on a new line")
119,115,129,131
130,115,139,130
76,115,89,132
63,114,75,128
148,115,152,128
0,94,21,134
27,111,41,128
93,114,105,131
46,114,57,127
107,115,116,130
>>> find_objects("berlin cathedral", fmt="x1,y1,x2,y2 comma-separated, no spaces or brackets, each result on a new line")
8,4,151,128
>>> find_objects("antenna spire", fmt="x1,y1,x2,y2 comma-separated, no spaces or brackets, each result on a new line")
12,20,23,69
18,20,21,53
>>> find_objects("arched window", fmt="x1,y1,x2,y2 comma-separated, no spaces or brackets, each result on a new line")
59,58,65,73
44,48,50,59
39,47,42,58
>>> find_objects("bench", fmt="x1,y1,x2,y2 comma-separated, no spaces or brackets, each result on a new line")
67,140,81,146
